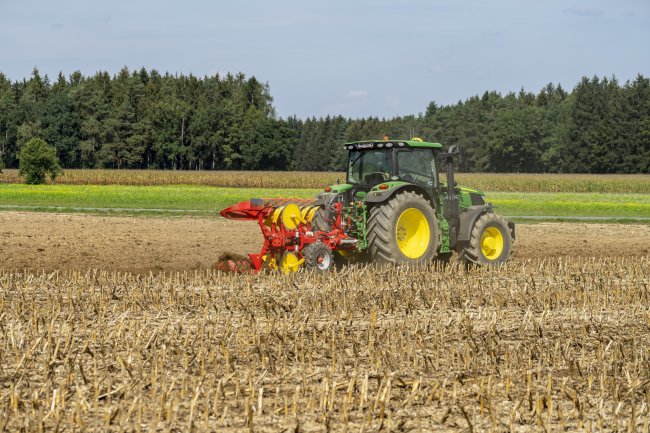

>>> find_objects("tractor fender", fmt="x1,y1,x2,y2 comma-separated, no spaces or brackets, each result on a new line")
458,205,489,242
313,192,340,206
364,184,433,205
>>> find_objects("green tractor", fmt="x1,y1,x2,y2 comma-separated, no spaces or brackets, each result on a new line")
220,138,515,272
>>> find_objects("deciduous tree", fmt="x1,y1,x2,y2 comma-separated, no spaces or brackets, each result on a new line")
18,137,62,184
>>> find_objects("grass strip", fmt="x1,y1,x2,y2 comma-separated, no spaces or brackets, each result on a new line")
1,184,649,220
0,184,316,213
486,192,650,218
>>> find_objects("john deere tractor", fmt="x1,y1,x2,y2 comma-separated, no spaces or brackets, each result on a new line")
220,139,515,272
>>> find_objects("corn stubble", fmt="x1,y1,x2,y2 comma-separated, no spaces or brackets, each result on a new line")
1,258,648,432
2,169,649,193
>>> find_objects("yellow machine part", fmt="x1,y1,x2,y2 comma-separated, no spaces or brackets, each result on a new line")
262,254,278,270
338,249,353,258
279,252,304,274
267,204,307,230
308,207,318,222
281,204,305,229
262,201,319,229
300,205,318,223
300,205,311,221
271,206,284,226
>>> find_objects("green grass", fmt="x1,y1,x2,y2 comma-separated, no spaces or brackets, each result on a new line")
485,192,650,222
0,184,316,217
1,184,649,222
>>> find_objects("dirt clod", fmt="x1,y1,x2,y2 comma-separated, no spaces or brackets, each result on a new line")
213,253,255,272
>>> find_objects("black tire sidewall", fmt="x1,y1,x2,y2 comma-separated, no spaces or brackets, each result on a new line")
312,207,332,232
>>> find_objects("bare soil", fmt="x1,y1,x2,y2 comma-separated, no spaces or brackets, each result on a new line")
0,211,648,273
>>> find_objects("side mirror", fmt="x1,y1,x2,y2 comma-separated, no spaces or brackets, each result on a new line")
437,144,460,161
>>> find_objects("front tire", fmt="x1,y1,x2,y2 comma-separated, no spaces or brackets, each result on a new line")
462,212,513,265
367,191,440,265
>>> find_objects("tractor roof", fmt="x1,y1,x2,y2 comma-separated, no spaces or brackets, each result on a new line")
344,139,443,150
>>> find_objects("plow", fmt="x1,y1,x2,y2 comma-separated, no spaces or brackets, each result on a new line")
219,198,352,272
219,139,515,273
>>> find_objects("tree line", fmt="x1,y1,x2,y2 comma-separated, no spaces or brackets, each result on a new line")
0,68,648,173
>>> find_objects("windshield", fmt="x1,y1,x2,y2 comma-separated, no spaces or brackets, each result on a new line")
347,149,394,185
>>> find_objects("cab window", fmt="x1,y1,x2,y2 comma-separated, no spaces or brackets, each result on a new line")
396,149,436,189
348,150,393,185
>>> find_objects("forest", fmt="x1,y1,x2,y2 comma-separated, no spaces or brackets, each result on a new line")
0,68,648,173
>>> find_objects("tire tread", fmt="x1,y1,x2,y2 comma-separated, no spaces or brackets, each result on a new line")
464,212,513,265
367,191,440,265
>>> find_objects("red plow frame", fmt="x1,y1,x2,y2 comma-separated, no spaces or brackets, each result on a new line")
220,198,352,272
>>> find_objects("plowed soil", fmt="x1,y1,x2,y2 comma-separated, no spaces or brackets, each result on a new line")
0,211,648,273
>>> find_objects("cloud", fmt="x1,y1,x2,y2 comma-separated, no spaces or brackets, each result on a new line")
50,23,64,31
564,6,604,17
346,90,368,100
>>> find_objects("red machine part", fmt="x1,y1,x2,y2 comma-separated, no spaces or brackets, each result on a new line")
220,198,352,272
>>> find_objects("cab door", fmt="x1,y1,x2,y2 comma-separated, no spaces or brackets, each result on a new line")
395,148,437,198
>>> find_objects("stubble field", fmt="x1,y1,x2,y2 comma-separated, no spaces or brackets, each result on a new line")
1,257,648,432
0,212,649,431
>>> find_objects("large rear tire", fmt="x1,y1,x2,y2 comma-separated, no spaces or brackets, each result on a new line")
311,207,332,232
367,191,440,265
462,212,513,266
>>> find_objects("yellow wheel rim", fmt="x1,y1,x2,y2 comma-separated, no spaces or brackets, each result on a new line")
395,208,430,259
480,226,504,260
279,252,304,274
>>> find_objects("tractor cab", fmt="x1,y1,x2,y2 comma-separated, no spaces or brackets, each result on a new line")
344,139,441,197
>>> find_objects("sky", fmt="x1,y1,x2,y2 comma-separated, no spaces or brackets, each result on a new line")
1,0,648,119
